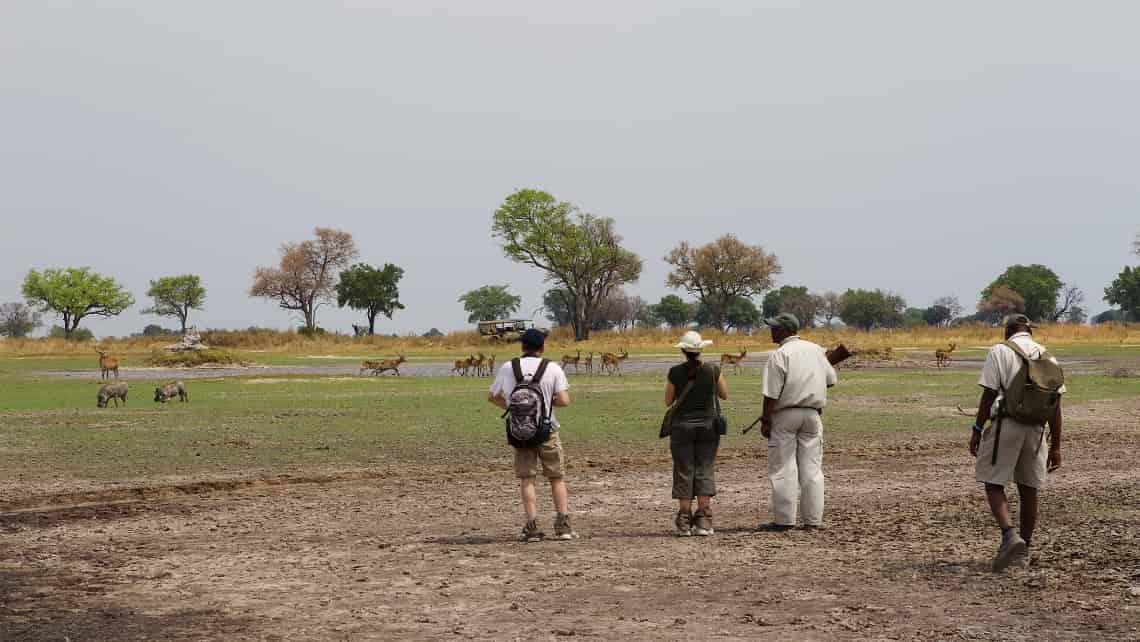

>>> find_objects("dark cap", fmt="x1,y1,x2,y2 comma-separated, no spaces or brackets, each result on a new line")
1002,313,1036,329
764,312,800,333
520,328,546,349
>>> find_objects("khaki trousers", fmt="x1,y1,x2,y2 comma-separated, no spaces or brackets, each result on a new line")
767,408,824,526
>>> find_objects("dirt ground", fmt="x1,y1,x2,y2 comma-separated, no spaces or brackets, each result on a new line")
3,395,1139,641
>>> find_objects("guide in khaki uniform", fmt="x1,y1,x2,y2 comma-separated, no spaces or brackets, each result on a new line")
756,313,838,531
969,314,1065,571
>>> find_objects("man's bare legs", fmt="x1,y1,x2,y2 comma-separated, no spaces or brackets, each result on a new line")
520,477,569,521
1017,484,1039,545
984,483,1014,529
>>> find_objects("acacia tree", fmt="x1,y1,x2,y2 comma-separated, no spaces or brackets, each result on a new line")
664,234,781,331
336,263,405,335
22,267,134,339
458,285,521,323
0,302,42,337
492,189,642,340
143,275,206,334
978,285,1026,322
980,264,1062,322
250,228,358,332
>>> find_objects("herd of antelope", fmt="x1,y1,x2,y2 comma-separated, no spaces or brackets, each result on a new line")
451,353,497,377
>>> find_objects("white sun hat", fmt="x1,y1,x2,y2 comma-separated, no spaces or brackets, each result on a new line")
674,330,714,352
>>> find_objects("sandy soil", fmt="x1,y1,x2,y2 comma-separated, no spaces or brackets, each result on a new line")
3,400,1139,641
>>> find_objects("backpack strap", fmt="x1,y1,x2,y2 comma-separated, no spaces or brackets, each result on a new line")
532,358,551,385
511,357,524,383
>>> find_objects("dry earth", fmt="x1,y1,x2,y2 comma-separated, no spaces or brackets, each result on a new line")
3,396,1140,641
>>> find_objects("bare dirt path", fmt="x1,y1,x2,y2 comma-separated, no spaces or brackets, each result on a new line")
3,429,1138,641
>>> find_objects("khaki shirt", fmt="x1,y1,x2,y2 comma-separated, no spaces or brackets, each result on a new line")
762,336,837,410
979,331,1066,416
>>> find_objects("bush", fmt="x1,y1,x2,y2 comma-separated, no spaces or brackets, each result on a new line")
297,326,327,338
49,325,94,341
145,348,237,367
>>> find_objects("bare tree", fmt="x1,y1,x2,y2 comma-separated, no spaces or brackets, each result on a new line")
932,295,963,323
820,291,843,327
1050,284,1085,322
665,234,781,331
250,228,358,332
978,285,1025,323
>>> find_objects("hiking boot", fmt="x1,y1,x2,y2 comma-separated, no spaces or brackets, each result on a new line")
692,509,714,536
675,510,693,537
553,513,577,540
521,519,544,543
757,522,794,533
992,531,1027,571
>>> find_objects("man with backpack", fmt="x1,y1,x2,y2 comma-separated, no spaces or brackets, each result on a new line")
970,314,1065,571
488,329,575,543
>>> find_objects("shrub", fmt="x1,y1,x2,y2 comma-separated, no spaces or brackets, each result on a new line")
49,325,94,341
146,348,237,367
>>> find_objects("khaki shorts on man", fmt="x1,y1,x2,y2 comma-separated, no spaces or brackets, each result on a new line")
514,431,565,479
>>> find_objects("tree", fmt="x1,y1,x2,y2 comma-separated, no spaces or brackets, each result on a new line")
820,291,843,327
1050,284,1085,322
839,289,905,330
492,189,642,340
665,234,780,331
0,302,42,337
250,228,358,332
543,288,575,327
1104,265,1140,321
22,267,134,339
336,263,405,335
1065,306,1088,325
903,307,927,328
922,305,954,327
596,289,640,330
142,275,206,334
458,285,522,324
725,297,762,333
652,294,694,328
978,285,1026,323
140,324,177,337
931,295,963,324
49,325,94,341
980,264,1062,322
762,285,821,328
1093,309,1125,324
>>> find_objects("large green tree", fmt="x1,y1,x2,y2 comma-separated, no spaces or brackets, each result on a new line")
336,263,405,335
726,297,762,333
652,294,694,328
665,234,781,331
839,289,905,330
143,274,206,334
762,285,821,328
458,285,522,324
980,264,1062,322
22,267,134,339
492,189,642,340
1104,265,1140,321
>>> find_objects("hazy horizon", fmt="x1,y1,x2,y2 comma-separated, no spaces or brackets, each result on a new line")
3,2,1138,339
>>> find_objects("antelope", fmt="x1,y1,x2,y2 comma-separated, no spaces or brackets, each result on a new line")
452,356,471,376
935,342,957,369
96,349,120,380
720,347,747,375
561,350,581,374
360,360,383,375
370,354,407,376
600,348,629,376
486,354,496,377
471,353,487,377
583,352,594,376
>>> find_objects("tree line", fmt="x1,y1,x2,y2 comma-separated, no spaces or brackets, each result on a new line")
3,195,1139,340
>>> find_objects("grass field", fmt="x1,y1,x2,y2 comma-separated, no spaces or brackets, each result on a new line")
1,347,1139,640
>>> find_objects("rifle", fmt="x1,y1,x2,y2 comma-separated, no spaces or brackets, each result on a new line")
742,343,854,434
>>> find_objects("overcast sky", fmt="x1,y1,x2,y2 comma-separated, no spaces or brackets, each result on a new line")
2,1,1137,338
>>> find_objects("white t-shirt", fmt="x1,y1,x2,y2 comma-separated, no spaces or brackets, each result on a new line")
762,336,838,410
979,332,1066,416
490,356,570,430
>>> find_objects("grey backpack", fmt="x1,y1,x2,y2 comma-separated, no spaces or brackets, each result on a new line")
504,358,552,448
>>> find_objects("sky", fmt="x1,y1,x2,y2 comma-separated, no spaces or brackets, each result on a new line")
2,1,1138,338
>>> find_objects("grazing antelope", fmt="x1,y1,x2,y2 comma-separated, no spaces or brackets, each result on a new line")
583,352,594,376
96,349,120,380
561,350,581,374
600,348,629,376
370,354,407,376
360,360,383,375
935,342,957,369
720,347,747,375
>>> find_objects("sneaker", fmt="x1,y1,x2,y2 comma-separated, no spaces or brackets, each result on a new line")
757,522,794,533
553,513,577,540
801,524,824,532
692,509,714,536
675,510,693,537
992,531,1027,571
521,519,544,543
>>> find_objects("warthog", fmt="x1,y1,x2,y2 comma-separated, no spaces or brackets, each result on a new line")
154,381,188,403
97,382,129,408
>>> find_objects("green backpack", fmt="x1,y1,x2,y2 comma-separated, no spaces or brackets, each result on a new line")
1000,339,1065,425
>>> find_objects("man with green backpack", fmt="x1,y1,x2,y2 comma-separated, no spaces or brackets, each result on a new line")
969,314,1066,571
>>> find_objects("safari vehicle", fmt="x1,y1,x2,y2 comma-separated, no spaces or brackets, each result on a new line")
477,319,546,343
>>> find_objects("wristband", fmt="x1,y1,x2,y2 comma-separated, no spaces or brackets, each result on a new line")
971,422,983,434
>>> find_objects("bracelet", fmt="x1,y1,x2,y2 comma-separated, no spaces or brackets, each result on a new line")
971,422,983,434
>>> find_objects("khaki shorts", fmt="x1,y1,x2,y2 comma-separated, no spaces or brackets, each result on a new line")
513,431,565,479
975,417,1048,489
